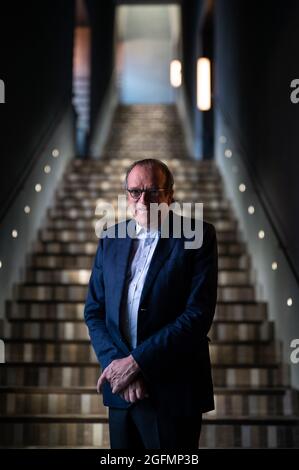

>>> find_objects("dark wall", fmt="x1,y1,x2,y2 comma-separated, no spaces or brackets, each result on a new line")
86,0,115,145
0,1,74,219
181,0,214,158
181,0,201,111
214,0,299,278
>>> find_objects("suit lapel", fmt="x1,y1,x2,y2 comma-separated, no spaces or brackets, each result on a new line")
113,222,135,329
139,234,176,307
139,211,178,306
113,213,178,330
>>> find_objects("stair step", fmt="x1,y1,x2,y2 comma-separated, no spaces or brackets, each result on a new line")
215,302,267,321
6,301,267,321
3,340,281,364
24,268,250,286
44,214,235,230
13,284,255,302
31,240,247,256
0,363,289,387
47,200,231,217
38,228,241,244
1,417,299,448
2,320,274,342
0,421,108,447
1,387,297,416
28,253,250,270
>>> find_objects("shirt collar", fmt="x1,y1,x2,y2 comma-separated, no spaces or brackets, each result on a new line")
135,221,160,239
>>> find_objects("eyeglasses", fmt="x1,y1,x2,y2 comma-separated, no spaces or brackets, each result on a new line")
126,188,168,200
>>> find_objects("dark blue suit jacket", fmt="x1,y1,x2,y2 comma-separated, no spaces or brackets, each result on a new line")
84,212,218,416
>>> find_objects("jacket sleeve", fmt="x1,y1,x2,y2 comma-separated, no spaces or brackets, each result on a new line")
84,237,126,370
131,223,218,381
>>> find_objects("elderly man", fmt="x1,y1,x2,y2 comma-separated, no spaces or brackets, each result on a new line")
84,158,218,449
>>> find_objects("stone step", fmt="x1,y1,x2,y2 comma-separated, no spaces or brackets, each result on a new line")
0,420,108,447
1,415,298,448
27,253,250,270
6,301,267,321
71,158,218,173
31,240,246,256
47,200,231,218
54,192,225,204
24,268,250,286
2,320,274,342
0,363,289,387
64,172,222,184
13,284,255,302
1,386,297,417
57,181,224,195
44,214,235,230
36,225,238,244
3,340,280,365
215,302,267,321
199,418,299,448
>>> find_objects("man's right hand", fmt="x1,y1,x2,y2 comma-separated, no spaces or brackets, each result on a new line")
120,376,149,403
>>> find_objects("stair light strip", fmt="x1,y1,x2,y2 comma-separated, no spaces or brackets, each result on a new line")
0,147,60,274
221,136,295,307
170,60,182,88
197,57,211,111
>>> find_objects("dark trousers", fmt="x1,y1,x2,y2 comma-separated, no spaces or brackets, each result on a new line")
109,398,202,449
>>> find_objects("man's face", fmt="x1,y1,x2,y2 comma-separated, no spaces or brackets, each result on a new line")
126,165,173,228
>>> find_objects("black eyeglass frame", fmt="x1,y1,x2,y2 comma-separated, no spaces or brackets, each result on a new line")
126,188,169,200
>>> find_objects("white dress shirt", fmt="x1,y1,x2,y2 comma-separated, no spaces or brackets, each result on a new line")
120,221,160,349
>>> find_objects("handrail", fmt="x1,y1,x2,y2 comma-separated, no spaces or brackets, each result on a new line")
216,98,299,288
0,101,74,224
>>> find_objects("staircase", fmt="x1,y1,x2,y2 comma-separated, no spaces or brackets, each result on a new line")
1,104,299,448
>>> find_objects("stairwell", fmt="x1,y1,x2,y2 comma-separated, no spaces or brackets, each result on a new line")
0,104,299,448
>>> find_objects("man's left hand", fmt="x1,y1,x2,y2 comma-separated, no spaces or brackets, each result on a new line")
97,355,140,394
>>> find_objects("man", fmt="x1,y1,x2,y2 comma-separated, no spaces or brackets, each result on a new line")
84,158,218,449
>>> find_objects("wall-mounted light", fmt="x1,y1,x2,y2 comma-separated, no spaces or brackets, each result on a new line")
35,184,42,192
197,57,211,111
225,149,232,158
12,229,18,238
271,262,278,271
44,165,51,174
287,297,293,307
248,205,255,215
52,149,59,158
258,230,265,239
170,60,182,88
24,206,31,214
0,260,2,269
239,183,246,192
